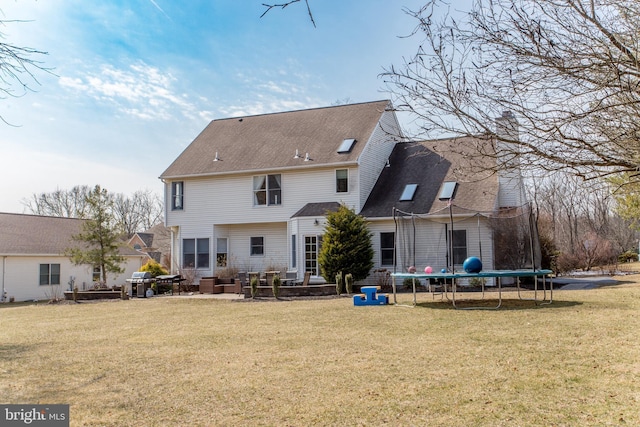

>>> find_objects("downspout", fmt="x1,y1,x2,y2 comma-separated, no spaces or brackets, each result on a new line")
170,228,176,274
170,226,180,274
1,256,6,302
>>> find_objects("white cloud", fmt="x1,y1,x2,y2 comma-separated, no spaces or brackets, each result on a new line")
59,62,196,121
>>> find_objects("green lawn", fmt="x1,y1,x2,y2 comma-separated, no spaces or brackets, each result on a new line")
1,281,639,426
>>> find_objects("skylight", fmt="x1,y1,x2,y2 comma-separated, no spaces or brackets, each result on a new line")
438,181,458,200
337,138,356,153
400,184,418,201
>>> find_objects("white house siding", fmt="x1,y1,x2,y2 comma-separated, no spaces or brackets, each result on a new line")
357,110,401,210
165,166,362,228
363,216,495,286
1,255,144,302
165,166,364,276
214,223,288,275
368,220,397,267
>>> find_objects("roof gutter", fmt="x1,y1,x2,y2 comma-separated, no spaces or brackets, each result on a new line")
159,161,361,181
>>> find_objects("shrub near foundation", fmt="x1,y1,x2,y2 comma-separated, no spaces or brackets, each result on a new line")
250,276,258,298
272,274,281,299
335,272,344,295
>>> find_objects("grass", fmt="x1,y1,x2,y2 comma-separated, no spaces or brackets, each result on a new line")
1,278,639,426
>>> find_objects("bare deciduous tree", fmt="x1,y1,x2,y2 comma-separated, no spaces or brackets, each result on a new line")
529,172,638,271
21,185,93,218
1,13,51,124
22,186,164,236
112,190,164,237
382,0,640,184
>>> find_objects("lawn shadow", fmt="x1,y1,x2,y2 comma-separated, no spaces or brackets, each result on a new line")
414,298,582,310
0,344,36,361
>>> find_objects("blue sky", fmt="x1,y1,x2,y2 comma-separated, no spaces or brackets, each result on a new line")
1,0,435,214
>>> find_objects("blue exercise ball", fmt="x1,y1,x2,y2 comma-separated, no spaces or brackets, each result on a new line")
463,257,483,273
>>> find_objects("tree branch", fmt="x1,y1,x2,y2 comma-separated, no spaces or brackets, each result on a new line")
260,0,316,27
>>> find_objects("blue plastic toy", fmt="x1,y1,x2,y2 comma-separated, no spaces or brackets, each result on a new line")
463,256,483,273
353,286,388,306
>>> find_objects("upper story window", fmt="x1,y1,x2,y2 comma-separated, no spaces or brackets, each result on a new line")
172,181,184,210
253,174,281,206
336,169,348,193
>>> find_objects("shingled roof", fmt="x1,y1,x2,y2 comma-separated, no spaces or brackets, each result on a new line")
0,212,142,256
291,202,342,218
360,137,500,218
160,100,392,179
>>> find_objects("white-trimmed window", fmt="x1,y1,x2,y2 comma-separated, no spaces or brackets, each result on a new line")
216,238,228,267
449,230,467,266
336,169,348,193
380,232,395,266
253,174,282,206
183,238,210,269
172,181,184,210
39,264,60,286
251,237,264,256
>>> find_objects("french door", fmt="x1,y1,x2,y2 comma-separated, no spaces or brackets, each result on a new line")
304,235,323,276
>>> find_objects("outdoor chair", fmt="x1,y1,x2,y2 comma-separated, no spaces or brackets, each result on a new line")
235,272,248,294
427,278,444,300
265,272,275,287
285,271,297,285
299,271,311,286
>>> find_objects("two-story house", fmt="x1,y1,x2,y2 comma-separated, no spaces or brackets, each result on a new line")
160,101,532,285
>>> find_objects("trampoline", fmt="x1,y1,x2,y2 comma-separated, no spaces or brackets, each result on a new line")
391,269,553,309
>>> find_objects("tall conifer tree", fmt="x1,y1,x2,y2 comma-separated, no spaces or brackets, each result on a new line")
66,185,125,285
319,204,373,283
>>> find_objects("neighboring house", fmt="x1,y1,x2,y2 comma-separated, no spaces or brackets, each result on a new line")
128,223,171,268
0,213,147,302
159,101,529,285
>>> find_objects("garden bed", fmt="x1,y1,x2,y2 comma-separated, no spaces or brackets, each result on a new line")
243,284,336,298
63,291,122,301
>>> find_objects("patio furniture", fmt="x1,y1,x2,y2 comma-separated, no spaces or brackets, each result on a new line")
234,272,248,294
298,271,311,286
284,271,297,286
264,271,276,287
